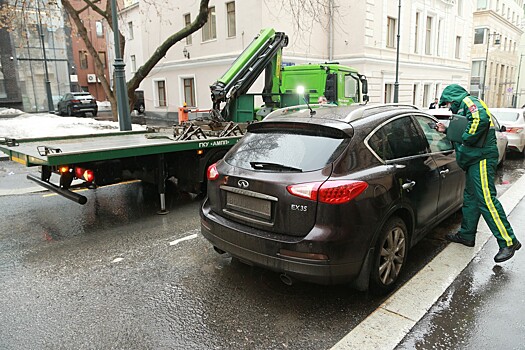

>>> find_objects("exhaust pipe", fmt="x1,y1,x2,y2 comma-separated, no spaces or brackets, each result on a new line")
280,273,293,286
213,246,226,255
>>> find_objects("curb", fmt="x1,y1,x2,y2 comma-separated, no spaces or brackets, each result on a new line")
331,173,525,350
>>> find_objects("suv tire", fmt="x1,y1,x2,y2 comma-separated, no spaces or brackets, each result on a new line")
369,216,408,294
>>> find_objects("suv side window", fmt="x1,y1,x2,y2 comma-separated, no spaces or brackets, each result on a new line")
414,115,454,152
369,116,427,161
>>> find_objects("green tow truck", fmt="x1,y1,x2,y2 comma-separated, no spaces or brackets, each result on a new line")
0,28,369,213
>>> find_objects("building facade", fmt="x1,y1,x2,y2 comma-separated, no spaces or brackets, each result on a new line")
113,0,475,120
471,0,524,107
1,0,70,112
67,0,110,102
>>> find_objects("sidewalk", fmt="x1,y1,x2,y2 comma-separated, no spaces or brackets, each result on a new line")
395,196,525,349
332,173,525,350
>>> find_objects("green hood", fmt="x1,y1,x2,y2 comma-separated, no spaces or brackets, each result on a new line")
439,84,469,114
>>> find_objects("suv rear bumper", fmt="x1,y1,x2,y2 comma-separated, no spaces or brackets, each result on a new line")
72,105,97,113
201,201,364,285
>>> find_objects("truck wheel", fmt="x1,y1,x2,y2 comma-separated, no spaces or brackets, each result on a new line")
369,216,408,294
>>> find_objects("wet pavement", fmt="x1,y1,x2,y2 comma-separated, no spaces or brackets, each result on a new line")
0,171,385,349
2,136,525,349
396,196,525,350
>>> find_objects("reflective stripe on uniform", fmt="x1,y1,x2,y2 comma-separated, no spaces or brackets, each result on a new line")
479,99,495,127
479,159,513,246
463,97,480,134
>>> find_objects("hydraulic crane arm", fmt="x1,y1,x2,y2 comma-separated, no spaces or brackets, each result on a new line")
209,28,288,121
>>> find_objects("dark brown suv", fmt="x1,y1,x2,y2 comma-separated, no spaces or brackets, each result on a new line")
201,104,465,293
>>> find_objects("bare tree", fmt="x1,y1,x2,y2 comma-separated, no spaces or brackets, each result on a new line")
61,0,210,120
0,0,209,121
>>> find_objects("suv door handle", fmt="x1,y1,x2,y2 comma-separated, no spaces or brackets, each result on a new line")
402,180,416,191
440,169,450,178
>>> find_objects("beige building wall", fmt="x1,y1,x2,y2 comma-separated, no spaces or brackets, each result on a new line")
471,0,524,108
116,0,478,119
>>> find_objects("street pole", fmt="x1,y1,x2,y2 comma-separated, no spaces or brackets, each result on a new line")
110,0,131,131
36,0,54,114
514,54,523,108
393,0,401,103
481,33,491,101
481,31,500,102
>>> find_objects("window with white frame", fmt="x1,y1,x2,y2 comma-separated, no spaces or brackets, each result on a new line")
96,21,104,37
156,80,167,107
128,22,134,40
436,19,442,56
471,61,483,83
414,12,420,54
384,84,394,103
79,51,88,70
474,28,485,44
455,36,461,59
425,16,432,55
202,7,217,41
130,55,136,73
183,78,196,107
99,51,106,69
387,17,396,48
184,14,192,45
423,84,430,106
226,2,236,37
477,0,487,10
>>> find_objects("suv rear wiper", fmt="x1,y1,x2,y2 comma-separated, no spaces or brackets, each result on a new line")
249,162,303,172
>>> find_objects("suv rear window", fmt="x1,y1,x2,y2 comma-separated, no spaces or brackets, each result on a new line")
225,125,350,172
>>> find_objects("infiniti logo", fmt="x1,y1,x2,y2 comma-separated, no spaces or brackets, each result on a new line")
237,179,249,189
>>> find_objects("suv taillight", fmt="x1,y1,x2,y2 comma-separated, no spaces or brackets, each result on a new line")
287,180,368,204
207,163,219,180
505,127,523,133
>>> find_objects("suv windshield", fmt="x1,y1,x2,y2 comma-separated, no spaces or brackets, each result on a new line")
225,126,350,172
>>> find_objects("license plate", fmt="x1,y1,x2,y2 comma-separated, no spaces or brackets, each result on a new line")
226,192,271,220
82,100,90,104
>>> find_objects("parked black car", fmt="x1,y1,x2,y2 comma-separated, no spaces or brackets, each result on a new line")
57,92,98,117
201,104,465,293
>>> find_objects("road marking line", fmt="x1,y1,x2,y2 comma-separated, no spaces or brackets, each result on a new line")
169,233,198,246
331,172,525,350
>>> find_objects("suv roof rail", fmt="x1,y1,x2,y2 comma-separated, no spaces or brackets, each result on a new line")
344,103,419,123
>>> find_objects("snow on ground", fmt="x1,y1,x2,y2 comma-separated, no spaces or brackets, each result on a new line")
0,112,146,139
0,108,24,117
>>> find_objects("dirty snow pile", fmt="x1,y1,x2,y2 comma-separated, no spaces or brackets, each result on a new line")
0,113,146,139
0,108,24,117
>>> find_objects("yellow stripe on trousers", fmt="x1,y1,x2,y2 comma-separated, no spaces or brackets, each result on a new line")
479,159,513,246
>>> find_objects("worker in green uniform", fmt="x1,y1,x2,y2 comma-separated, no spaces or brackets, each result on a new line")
436,84,520,263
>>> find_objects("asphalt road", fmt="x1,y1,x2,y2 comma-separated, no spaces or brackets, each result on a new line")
0,154,523,349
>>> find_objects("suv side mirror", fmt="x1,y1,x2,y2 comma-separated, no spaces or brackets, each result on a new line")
500,125,506,132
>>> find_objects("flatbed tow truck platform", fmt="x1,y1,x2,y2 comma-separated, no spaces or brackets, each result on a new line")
0,122,244,213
